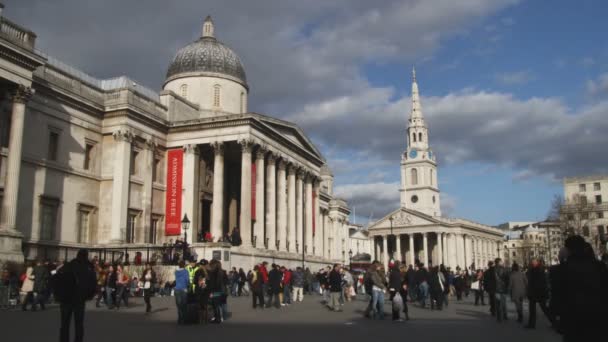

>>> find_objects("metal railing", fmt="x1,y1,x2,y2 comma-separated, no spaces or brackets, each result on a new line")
22,242,187,265
0,16,36,50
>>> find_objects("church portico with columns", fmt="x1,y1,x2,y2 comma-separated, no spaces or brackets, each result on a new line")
0,9,352,269
367,69,503,270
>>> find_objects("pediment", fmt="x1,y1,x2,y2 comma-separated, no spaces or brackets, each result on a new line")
368,208,439,230
254,115,323,161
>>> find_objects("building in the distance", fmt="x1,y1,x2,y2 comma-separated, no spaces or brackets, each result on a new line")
499,221,563,266
367,69,504,271
0,9,352,269
561,175,608,254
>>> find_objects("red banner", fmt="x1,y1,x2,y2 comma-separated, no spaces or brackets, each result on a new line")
251,163,256,221
165,149,183,236
312,190,316,236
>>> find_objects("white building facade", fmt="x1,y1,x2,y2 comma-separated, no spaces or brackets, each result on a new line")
0,11,352,269
368,69,503,271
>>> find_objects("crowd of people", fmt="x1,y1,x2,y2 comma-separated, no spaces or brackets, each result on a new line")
1,234,607,342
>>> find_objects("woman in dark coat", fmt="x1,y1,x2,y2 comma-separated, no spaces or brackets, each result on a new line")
388,262,405,321
509,263,527,323
141,264,157,313
206,260,225,323
428,266,445,310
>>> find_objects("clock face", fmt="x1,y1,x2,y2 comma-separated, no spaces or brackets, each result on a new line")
409,149,418,158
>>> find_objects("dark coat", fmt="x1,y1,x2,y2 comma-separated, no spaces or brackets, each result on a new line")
526,266,548,301
54,259,96,304
33,265,49,293
292,270,305,287
268,268,283,294
509,270,527,299
328,270,342,292
428,271,445,296
495,265,509,294
415,268,429,284
483,267,496,292
388,269,402,290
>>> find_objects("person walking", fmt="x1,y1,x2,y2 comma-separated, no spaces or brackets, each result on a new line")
114,264,129,309
104,265,117,309
20,262,35,311
207,259,226,323
369,263,387,319
55,249,97,342
415,263,429,308
509,263,527,323
141,263,156,313
494,258,509,322
473,269,485,306
483,261,497,316
406,264,417,302
525,259,553,329
32,260,50,310
174,260,189,324
291,267,305,302
282,267,292,305
267,264,282,309
388,262,406,320
328,264,343,312
250,265,265,309
429,266,446,310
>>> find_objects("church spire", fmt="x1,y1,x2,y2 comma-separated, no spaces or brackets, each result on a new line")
202,15,215,38
410,66,423,120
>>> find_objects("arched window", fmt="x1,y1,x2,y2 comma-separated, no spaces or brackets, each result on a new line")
430,169,434,186
180,84,188,98
213,84,221,107
240,92,246,113
412,133,417,142
419,132,422,142
411,168,418,185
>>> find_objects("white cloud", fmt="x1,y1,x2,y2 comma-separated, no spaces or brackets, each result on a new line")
494,70,535,85
587,73,608,98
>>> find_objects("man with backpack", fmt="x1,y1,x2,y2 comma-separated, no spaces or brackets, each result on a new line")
54,249,96,342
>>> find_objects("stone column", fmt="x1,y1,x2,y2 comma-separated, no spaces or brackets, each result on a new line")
109,129,133,243
182,144,200,245
457,234,465,269
276,159,287,251
382,235,388,270
210,142,225,242
304,174,313,255
422,232,429,266
238,140,253,248
314,180,322,256
0,86,32,234
323,212,329,257
437,232,443,266
253,148,265,248
395,234,402,262
287,164,296,252
296,169,304,252
265,153,276,250
140,139,155,244
409,234,415,266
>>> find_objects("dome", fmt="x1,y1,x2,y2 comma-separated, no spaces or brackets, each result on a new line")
165,16,247,88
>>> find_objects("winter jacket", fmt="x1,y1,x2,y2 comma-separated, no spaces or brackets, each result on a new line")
369,269,386,290
495,265,509,294
54,258,96,304
292,270,305,287
268,268,283,294
526,266,548,301
483,267,496,292
328,270,342,292
509,270,527,299
33,265,49,293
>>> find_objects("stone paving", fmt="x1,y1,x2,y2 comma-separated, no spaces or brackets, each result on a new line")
1,293,561,342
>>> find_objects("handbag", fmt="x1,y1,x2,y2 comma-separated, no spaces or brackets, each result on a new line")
471,281,480,290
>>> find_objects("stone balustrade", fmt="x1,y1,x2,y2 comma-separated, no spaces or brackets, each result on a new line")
0,16,36,50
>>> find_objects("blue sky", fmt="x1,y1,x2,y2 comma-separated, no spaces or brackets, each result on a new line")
8,0,608,226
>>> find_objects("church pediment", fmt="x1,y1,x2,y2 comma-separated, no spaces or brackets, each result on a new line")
368,208,439,230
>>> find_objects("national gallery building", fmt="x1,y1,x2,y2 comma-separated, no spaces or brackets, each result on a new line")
0,10,352,269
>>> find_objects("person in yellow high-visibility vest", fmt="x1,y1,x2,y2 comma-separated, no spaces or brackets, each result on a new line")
185,258,199,293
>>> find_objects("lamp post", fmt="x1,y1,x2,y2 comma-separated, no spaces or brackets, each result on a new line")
348,249,353,268
181,214,190,243
389,216,394,259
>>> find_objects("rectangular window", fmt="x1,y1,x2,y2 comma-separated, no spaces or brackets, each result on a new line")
78,210,90,243
579,184,586,192
567,214,574,220
580,196,588,205
598,212,604,219
596,195,602,204
152,157,161,182
126,213,137,243
130,150,139,176
40,198,59,240
84,143,94,170
594,182,601,191
48,131,59,161
149,218,158,244
581,212,589,220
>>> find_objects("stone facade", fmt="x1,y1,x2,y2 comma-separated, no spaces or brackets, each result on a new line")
0,10,351,268
368,70,503,270
499,221,564,266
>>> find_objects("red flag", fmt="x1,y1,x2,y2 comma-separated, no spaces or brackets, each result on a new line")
165,149,183,236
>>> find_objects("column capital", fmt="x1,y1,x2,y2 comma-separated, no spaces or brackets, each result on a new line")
296,167,306,179
287,163,297,175
267,152,277,165
11,85,33,104
112,129,133,143
238,138,254,153
144,137,158,151
255,145,267,159
277,159,287,171
211,141,224,155
183,144,199,155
